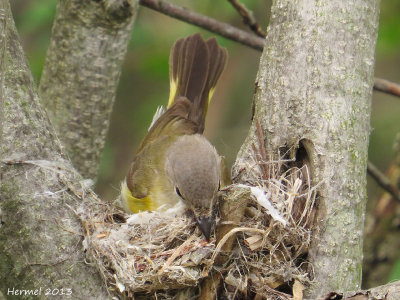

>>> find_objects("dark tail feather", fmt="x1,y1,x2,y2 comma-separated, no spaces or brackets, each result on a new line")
192,37,227,132
168,34,227,133
168,34,209,110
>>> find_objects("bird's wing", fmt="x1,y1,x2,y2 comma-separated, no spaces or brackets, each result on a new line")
139,97,198,152
126,98,198,204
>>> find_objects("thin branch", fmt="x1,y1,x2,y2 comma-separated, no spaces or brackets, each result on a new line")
139,0,264,51
367,161,400,203
139,0,400,99
373,77,400,97
325,280,400,300
227,0,265,37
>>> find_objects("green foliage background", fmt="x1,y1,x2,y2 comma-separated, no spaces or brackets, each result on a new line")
11,0,400,288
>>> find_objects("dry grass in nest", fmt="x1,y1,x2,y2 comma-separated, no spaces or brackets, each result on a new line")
79,143,317,299
218,161,317,299
80,202,214,298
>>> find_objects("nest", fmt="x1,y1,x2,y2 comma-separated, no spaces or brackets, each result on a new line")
79,146,318,299
80,202,212,298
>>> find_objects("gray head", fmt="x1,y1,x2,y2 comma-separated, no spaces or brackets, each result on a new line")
165,134,221,240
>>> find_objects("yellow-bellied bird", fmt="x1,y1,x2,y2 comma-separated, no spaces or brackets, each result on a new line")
121,34,228,241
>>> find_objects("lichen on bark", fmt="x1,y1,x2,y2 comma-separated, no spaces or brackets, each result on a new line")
0,1,109,298
39,0,138,180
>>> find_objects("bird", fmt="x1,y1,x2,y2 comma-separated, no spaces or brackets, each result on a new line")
121,33,228,241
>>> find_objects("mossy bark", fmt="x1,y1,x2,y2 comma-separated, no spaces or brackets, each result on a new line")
39,0,138,180
232,0,380,297
0,1,108,298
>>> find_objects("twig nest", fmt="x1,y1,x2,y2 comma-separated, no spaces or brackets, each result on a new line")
79,157,317,299
80,202,215,298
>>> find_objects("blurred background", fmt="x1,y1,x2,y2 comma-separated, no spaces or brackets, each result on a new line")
10,0,400,290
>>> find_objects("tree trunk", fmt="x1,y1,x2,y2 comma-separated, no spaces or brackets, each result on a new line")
232,0,380,297
39,0,138,180
0,1,108,298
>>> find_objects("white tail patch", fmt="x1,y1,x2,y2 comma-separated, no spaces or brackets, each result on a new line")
148,106,165,131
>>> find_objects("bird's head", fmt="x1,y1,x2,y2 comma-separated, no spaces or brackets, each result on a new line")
165,134,221,241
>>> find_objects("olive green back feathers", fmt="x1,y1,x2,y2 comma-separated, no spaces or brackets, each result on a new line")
123,34,227,240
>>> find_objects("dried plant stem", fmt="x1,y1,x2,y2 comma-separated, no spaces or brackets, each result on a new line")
199,187,249,299
227,0,265,37
213,227,266,263
158,235,195,275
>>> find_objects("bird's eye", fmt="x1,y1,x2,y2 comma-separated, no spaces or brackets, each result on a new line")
175,187,183,199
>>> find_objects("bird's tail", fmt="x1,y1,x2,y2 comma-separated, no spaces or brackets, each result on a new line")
168,33,227,133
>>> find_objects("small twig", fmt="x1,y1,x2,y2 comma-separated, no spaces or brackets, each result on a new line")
373,77,400,97
139,0,400,99
227,0,265,37
139,0,264,51
367,161,400,203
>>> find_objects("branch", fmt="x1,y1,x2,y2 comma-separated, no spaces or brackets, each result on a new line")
0,0,108,297
139,0,264,51
39,0,138,180
139,0,400,99
325,280,400,300
227,0,265,37
373,77,400,97
367,161,400,203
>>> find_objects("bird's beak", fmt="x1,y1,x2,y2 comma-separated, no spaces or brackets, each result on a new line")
196,216,213,242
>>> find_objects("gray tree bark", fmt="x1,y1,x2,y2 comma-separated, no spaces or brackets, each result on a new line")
232,0,380,297
0,1,108,298
331,280,400,300
39,0,138,180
